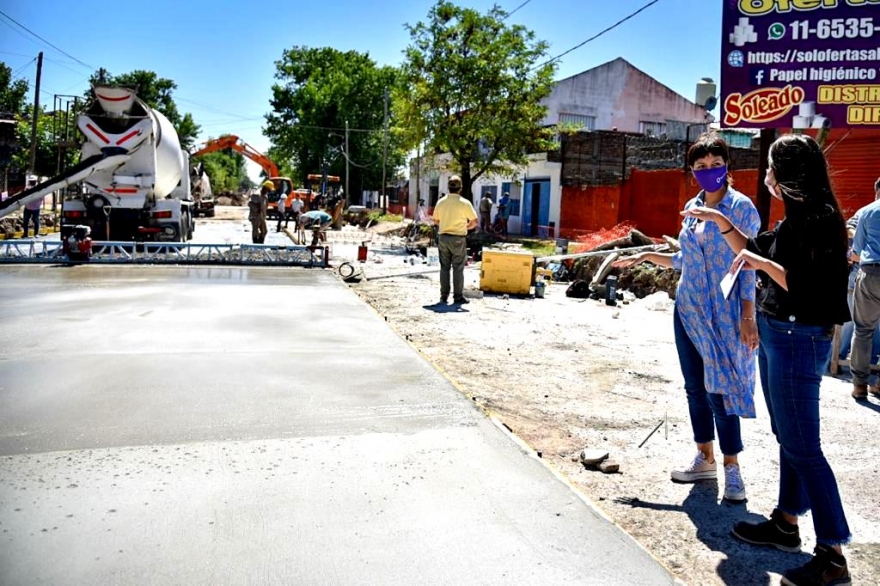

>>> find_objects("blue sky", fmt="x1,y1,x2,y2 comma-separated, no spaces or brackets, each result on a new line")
1,0,722,180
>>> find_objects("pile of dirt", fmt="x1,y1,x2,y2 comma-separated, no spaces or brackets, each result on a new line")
216,192,246,206
0,213,58,238
617,264,679,299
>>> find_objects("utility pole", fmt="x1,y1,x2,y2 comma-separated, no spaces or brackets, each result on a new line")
381,87,388,214
345,119,350,206
28,52,44,178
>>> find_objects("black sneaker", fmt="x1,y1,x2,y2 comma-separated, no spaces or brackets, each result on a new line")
781,544,851,586
439,297,448,305
731,509,802,553
453,297,469,305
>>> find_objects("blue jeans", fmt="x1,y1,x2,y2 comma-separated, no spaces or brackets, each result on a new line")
673,306,743,456
757,314,851,545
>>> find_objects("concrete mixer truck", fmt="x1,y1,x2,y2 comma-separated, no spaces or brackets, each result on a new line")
0,86,195,245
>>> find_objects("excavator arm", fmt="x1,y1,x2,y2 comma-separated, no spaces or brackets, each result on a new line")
191,135,279,178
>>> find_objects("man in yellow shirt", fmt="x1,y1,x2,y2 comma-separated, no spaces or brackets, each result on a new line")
432,175,478,304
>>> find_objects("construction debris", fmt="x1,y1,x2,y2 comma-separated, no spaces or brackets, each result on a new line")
598,460,620,474
562,228,679,300
579,449,609,466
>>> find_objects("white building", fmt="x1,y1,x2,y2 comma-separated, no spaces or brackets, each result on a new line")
407,58,708,237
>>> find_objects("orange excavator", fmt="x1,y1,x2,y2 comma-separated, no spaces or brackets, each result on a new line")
190,136,345,224
190,135,296,219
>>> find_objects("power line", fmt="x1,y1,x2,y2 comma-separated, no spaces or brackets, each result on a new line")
11,58,35,79
0,50,33,58
504,0,533,20
534,0,661,70
175,97,264,122
44,56,88,76
0,9,95,71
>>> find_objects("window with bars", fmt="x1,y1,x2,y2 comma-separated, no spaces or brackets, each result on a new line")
639,121,667,136
558,113,596,130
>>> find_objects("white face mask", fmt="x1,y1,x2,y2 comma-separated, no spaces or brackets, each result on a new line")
764,171,782,201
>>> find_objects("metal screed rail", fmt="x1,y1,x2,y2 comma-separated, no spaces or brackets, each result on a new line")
0,240,329,267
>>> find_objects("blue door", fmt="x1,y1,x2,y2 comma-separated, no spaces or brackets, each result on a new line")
523,180,551,237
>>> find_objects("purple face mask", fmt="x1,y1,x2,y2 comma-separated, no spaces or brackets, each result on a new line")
693,165,728,193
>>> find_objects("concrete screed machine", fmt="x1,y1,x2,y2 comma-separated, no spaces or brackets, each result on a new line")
0,86,196,259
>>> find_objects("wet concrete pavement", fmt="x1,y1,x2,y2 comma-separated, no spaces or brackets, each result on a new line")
0,265,674,585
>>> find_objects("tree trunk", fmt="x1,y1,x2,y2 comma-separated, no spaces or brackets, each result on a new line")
460,161,473,202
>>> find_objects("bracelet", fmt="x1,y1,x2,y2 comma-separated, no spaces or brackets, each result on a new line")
720,225,735,235
742,316,755,321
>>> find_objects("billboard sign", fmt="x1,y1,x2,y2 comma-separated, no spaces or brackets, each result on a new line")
721,0,880,129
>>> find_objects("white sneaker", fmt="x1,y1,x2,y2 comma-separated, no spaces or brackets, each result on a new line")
671,452,717,482
723,464,746,502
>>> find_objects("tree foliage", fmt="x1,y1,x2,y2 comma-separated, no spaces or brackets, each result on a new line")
87,69,200,150
0,61,29,174
399,1,557,198
265,47,406,200
0,62,29,115
1,61,75,177
196,139,249,193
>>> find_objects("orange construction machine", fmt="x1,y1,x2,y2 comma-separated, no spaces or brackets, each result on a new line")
190,135,296,219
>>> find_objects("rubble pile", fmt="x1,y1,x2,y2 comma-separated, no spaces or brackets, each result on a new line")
215,192,246,206
567,228,679,300
0,213,58,238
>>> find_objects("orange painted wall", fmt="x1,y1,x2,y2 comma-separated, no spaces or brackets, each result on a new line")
561,161,849,239
559,185,621,239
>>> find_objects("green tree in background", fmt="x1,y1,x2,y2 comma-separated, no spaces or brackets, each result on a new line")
195,140,249,193
265,46,406,201
265,145,296,180
0,62,28,114
13,106,67,177
1,61,75,178
0,62,29,179
399,1,557,199
88,69,200,150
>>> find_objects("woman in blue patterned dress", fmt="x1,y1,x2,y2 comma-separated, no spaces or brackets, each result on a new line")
613,133,760,502
684,134,852,585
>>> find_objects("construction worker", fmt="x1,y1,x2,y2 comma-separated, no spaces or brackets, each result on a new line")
298,209,333,245
276,193,287,232
249,181,271,243
432,175,478,305
290,193,304,225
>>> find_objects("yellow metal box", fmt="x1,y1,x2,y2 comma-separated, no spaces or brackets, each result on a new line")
480,249,535,295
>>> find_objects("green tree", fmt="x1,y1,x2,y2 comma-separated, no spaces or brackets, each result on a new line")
87,69,200,150
13,105,65,176
0,61,29,177
0,62,29,114
194,136,249,193
399,1,557,198
265,47,406,200
265,145,296,179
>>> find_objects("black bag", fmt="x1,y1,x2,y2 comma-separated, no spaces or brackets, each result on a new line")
565,280,591,299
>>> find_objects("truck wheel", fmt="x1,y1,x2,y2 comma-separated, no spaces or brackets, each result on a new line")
207,209,215,217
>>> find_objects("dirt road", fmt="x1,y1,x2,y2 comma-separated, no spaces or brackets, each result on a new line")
335,225,880,586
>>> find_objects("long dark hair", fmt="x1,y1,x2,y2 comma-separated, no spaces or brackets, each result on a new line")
769,134,846,246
